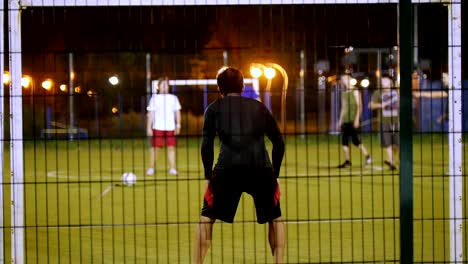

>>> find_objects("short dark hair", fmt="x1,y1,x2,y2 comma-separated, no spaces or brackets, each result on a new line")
216,67,244,96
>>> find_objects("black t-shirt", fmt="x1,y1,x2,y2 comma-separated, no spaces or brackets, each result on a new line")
201,96,284,179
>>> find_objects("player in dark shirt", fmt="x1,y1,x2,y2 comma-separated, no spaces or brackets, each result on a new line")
193,67,285,264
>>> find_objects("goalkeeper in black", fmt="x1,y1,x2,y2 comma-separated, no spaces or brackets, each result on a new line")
193,67,285,264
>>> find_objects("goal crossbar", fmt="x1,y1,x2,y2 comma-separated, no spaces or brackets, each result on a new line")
20,0,451,7
152,78,259,95
152,78,260,110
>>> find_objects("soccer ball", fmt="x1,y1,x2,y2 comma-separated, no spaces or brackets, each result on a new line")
121,172,137,186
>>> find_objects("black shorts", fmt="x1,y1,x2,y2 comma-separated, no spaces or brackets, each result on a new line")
201,167,281,224
341,122,361,146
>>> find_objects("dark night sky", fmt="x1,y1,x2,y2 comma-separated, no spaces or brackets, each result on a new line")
6,3,462,120
19,4,458,78
21,5,397,52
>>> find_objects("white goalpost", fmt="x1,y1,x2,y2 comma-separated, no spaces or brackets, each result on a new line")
0,0,4,262
151,78,260,109
448,2,463,262
1,0,462,263
8,0,25,263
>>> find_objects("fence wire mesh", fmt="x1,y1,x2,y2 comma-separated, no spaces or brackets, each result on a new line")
0,1,466,263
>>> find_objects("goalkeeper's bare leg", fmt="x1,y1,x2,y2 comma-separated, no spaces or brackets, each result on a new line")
193,216,215,264
268,217,285,263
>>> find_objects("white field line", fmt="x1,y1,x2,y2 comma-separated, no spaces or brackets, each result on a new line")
98,184,115,198
47,171,119,199
368,165,384,171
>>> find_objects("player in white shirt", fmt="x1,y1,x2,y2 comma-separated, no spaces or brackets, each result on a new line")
146,77,182,176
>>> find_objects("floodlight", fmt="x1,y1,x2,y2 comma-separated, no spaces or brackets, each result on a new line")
109,76,119,86
360,79,370,88
250,66,262,78
21,76,31,88
264,67,276,79
42,80,52,90
3,72,10,85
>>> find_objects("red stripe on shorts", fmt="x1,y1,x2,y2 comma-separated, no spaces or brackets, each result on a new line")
274,182,281,206
204,184,214,207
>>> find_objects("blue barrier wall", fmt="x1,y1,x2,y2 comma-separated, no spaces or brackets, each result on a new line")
417,80,468,132
361,89,373,133
418,80,447,132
